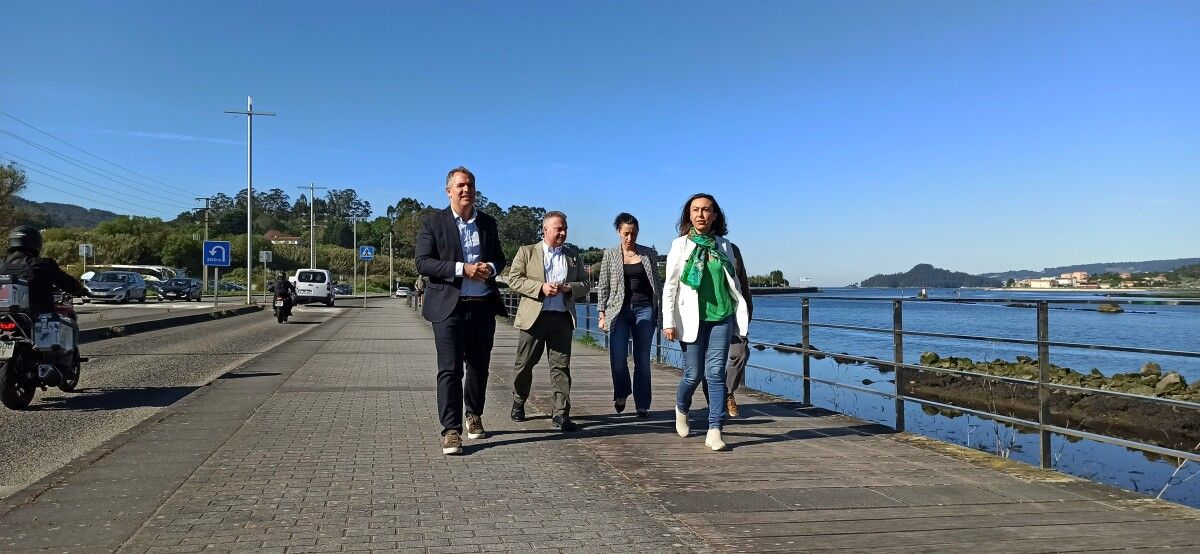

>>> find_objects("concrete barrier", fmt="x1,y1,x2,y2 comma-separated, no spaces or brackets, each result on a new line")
79,305,264,343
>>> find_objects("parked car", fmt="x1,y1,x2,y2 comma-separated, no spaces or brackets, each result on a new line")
394,286,410,298
157,278,203,302
332,283,352,296
83,271,148,304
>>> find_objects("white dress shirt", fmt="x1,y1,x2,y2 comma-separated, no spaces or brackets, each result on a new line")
541,241,567,312
452,208,495,298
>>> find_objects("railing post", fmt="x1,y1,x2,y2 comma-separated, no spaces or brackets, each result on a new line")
802,298,811,406
1037,300,1052,468
585,302,592,337
655,328,663,364
893,300,905,432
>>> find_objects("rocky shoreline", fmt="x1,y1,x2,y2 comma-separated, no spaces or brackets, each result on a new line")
760,342,1200,454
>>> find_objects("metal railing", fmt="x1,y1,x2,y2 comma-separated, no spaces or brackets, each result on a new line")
435,290,1200,468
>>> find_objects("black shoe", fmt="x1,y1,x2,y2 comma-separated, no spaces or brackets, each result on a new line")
552,415,577,432
510,401,526,422
636,410,649,419
614,398,626,414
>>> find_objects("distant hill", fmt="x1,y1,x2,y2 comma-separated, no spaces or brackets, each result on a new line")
14,197,123,229
981,258,1200,281
860,264,1000,288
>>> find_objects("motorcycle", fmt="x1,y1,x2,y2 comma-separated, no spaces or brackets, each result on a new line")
273,291,294,323
0,276,86,410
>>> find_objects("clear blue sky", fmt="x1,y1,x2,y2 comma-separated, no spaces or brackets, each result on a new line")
4,1,1198,286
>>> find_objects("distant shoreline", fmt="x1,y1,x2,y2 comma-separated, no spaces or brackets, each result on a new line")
986,287,1200,298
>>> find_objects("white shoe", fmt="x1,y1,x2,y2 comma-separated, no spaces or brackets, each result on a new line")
675,407,690,437
705,428,726,451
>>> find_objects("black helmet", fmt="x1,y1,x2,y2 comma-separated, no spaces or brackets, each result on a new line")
7,225,42,256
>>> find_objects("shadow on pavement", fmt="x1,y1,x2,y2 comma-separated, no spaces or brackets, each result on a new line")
33,386,198,411
464,401,895,454
218,372,281,379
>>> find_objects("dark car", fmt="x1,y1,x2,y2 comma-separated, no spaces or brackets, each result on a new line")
157,278,203,302
84,271,148,304
332,283,352,296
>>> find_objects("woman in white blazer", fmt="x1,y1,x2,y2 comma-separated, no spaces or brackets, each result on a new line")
662,193,750,451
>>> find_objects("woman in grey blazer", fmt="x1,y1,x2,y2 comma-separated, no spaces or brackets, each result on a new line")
597,213,661,417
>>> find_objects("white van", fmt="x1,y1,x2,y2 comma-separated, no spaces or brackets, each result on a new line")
291,269,335,306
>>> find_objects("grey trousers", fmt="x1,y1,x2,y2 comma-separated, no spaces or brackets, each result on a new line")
513,311,574,417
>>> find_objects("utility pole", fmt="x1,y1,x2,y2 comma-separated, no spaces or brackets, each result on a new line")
388,231,394,294
194,197,211,297
225,95,275,304
298,183,327,268
351,217,358,296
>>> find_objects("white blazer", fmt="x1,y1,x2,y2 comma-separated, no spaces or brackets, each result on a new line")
662,234,750,343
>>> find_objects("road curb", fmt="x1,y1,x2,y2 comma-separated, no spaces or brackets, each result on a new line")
78,305,264,343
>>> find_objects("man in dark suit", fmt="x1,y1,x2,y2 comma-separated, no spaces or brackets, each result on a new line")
415,166,506,455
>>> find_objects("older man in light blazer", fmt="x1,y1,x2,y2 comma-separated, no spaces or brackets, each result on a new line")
505,211,591,432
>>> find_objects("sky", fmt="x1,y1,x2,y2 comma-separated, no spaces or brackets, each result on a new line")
3,1,1198,286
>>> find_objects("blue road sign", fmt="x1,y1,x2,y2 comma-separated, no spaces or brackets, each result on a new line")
358,245,376,261
203,240,232,267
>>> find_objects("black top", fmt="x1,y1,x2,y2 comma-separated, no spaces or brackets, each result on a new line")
623,262,653,309
1,251,88,313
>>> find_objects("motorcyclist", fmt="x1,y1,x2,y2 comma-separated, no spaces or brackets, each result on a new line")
0,225,88,313
273,272,295,311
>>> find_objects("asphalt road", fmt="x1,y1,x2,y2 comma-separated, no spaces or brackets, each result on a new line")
73,294,375,327
0,303,345,499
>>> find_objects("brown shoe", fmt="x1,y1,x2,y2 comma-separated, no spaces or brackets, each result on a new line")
726,395,739,418
441,430,463,455
464,413,487,439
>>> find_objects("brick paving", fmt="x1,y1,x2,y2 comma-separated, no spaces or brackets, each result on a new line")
1,300,1198,552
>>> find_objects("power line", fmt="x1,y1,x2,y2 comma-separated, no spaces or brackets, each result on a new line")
1,150,194,210
23,178,176,218
2,155,192,217
2,130,194,201
0,110,192,195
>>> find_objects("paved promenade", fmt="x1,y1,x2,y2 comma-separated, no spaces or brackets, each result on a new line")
1,300,1197,552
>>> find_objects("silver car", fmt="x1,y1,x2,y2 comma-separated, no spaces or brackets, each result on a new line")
84,271,148,304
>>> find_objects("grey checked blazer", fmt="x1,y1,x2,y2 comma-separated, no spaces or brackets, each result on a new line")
596,244,662,322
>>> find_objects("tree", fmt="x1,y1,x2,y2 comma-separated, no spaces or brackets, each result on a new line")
324,189,371,220
748,269,789,287
161,232,202,274
498,205,545,259
0,163,28,231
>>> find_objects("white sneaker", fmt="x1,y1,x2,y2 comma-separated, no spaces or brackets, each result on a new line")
705,428,726,451
675,407,690,437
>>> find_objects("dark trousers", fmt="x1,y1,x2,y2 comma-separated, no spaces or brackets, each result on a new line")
512,311,573,418
433,300,496,435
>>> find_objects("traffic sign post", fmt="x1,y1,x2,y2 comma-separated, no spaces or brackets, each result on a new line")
203,241,231,308
259,251,273,302
358,246,375,308
78,243,93,274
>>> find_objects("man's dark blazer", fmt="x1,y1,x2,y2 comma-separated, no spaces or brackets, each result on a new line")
415,207,507,323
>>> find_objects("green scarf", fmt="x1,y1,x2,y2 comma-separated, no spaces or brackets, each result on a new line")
681,230,734,290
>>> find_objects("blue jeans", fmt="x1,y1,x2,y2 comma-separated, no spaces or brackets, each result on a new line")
676,316,732,430
609,304,655,411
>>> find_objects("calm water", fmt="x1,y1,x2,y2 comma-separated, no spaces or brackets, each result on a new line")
576,288,1200,507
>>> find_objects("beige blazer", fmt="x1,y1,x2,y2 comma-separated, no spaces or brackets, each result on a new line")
506,242,591,331
661,234,750,343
